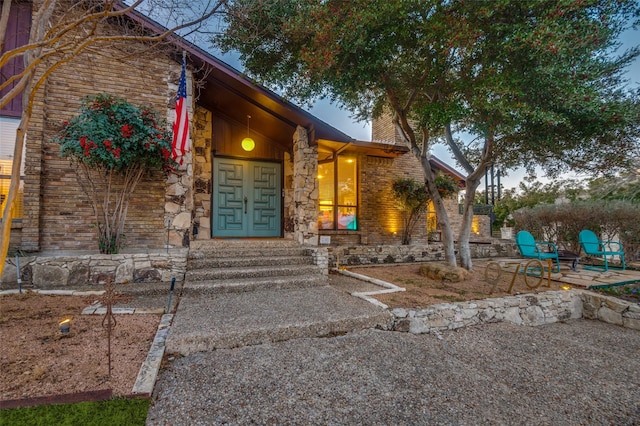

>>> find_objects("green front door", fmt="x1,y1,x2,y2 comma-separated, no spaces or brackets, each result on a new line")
213,158,282,237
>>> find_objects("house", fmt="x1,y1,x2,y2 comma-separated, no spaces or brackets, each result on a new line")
1,2,488,270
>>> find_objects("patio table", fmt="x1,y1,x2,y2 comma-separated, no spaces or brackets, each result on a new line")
556,250,580,271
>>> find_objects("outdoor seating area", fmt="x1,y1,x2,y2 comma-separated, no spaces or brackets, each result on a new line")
515,231,561,272
516,229,627,273
485,257,640,290
579,229,627,271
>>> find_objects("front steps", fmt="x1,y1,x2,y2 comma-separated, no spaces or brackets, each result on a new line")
165,239,392,355
183,239,327,294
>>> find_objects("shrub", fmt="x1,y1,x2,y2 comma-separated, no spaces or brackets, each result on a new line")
512,200,639,260
54,94,175,254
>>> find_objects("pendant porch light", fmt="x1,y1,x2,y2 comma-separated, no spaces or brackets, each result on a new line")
242,115,255,151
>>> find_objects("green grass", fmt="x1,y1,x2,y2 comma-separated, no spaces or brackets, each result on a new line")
0,398,149,426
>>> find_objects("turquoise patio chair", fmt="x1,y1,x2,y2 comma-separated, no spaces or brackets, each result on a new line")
515,230,561,272
578,229,626,271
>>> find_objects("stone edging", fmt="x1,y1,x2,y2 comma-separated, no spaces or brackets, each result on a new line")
0,289,104,296
333,268,640,333
132,314,173,395
332,268,405,309
388,288,638,334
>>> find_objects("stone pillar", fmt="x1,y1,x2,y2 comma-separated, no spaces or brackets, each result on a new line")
283,151,295,239
191,106,213,240
292,126,318,246
164,67,195,248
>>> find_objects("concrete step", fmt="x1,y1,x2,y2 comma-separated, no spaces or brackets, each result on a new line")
187,255,314,270
188,247,310,259
165,286,393,355
186,264,323,282
190,239,302,251
182,274,327,295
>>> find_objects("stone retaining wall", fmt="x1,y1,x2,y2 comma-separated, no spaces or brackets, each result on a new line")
1,250,188,289
391,290,639,334
329,240,518,267
581,291,640,330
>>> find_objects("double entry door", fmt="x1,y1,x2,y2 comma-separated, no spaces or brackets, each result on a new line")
212,158,282,237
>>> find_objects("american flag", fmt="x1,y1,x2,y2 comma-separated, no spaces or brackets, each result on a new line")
171,56,190,165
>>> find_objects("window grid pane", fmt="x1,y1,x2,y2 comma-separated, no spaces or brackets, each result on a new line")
318,156,358,231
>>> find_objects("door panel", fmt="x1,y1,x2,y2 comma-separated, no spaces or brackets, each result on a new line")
213,158,281,237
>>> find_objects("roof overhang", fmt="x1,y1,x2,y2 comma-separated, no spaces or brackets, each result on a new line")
318,139,409,161
119,6,355,147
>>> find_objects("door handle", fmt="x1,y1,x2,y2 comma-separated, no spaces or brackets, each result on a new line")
244,196,248,214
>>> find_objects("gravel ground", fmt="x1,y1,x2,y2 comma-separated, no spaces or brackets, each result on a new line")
147,320,640,425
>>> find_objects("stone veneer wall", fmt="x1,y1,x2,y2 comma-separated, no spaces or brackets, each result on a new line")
0,250,188,288
292,127,319,245
390,290,640,333
328,240,518,267
164,69,195,248
283,150,296,239
190,106,213,240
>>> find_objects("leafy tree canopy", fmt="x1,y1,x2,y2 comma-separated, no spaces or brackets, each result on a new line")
218,0,640,176
219,0,640,269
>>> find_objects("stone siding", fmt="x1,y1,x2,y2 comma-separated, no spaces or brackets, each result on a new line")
328,240,519,267
292,127,319,245
191,106,213,240
1,250,188,289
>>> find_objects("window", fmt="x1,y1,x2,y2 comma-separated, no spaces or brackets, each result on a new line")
0,116,24,221
427,201,437,233
1,1,32,117
318,155,358,230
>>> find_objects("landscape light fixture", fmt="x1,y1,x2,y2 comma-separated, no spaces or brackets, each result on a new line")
241,115,255,152
59,318,71,334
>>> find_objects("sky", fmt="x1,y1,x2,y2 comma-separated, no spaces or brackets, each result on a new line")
213,22,640,192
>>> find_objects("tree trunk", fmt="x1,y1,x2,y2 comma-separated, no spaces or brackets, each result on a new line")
458,178,482,270
420,156,457,267
0,107,29,278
